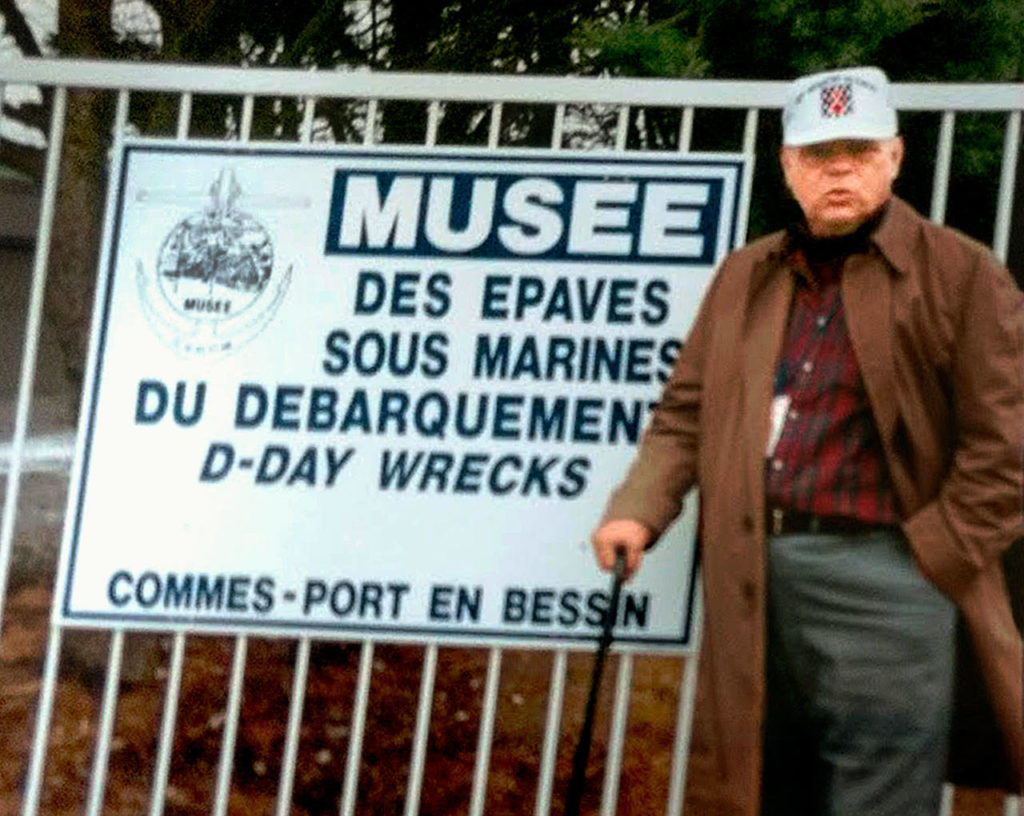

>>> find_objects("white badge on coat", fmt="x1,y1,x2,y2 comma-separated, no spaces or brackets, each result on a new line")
765,394,792,458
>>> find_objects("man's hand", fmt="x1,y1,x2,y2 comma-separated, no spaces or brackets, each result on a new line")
591,519,653,581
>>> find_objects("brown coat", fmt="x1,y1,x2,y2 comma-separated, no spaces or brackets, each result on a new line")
604,197,1024,815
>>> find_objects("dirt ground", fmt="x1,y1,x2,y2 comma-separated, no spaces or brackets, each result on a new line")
0,473,1012,816
0,556,683,815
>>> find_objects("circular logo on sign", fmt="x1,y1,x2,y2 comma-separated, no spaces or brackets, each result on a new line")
136,169,291,357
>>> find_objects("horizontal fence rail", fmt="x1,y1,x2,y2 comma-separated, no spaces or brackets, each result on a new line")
0,57,1020,816
0,58,1020,109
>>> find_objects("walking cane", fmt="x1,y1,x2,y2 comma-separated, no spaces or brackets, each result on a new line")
565,547,627,816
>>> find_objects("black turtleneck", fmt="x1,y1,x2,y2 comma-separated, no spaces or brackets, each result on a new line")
787,199,889,264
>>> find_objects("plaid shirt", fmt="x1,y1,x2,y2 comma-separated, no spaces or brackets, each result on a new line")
764,240,899,524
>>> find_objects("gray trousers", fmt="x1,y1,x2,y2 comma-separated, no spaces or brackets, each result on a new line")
761,528,956,816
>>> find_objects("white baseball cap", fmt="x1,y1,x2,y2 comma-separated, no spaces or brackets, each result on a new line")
782,66,898,146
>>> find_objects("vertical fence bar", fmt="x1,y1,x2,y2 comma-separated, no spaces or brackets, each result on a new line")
403,643,438,816
0,85,68,636
426,101,441,147
110,87,131,177
468,647,503,816
275,637,312,816
678,106,694,153
21,626,64,816
176,92,192,139
147,88,192,816
20,84,100,816
85,629,126,816
339,640,375,816
212,635,249,816
148,631,186,816
488,102,503,149
666,660,699,816
551,104,566,149
993,109,1021,262
667,580,703,816
598,653,633,816
733,108,759,245
0,100,86,816
175,93,191,143
938,783,954,816
363,99,378,145
239,94,255,141
534,649,568,816
209,92,257,816
930,111,955,224
615,106,629,152
300,96,316,143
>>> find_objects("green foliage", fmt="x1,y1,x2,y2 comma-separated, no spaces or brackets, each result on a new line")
566,0,1022,82
81,0,1024,241
565,0,1022,240
573,19,707,78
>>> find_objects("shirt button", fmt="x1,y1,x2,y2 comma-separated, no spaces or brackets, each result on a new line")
816,315,828,329
788,409,799,420
801,360,814,373
771,459,783,471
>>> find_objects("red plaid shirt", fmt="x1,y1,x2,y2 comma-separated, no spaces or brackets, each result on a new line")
764,238,900,524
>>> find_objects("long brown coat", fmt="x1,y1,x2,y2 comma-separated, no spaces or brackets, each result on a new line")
604,197,1024,815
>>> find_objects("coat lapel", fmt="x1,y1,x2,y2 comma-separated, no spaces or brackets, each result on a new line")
842,254,899,450
742,256,793,511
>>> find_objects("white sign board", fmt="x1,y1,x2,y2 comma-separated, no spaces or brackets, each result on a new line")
57,141,746,650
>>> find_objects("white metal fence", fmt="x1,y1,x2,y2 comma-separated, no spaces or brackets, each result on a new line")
0,57,1021,816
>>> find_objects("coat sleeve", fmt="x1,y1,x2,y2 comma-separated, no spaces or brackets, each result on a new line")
902,251,1024,599
600,261,725,540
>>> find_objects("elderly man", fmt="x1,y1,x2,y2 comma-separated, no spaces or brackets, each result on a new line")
592,66,1024,816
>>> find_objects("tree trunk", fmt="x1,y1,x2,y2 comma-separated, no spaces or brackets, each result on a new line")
44,89,113,389
43,2,118,393
45,2,166,684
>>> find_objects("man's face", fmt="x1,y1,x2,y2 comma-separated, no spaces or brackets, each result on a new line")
780,138,904,237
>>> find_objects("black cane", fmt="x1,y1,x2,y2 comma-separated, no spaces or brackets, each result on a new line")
565,547,627,816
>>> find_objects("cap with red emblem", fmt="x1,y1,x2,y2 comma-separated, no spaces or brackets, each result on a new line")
782,66,898,146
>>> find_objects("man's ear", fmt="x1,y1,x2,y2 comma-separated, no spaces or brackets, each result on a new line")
889,137,905,182
779,146,795,190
